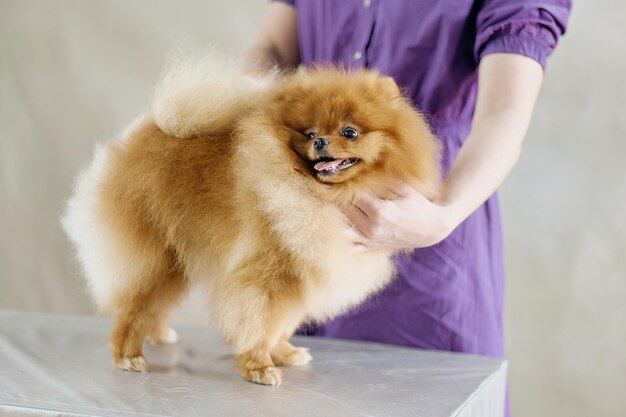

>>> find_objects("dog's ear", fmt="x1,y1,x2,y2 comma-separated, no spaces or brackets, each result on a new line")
270,74,308,108
383,101,442,200
379,76,402,99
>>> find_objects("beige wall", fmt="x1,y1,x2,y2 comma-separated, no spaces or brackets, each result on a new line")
502,2,626,416
1,1,624,416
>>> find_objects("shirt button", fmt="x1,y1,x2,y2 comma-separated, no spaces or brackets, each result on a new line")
353,50,362,60
363,0,372,9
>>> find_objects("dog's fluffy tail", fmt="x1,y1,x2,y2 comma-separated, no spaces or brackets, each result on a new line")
152,52,276,138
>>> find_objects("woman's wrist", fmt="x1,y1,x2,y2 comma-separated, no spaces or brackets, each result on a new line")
402,196,464,249
432,195,467,241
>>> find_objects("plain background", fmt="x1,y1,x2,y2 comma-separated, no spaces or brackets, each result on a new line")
1,1,624,416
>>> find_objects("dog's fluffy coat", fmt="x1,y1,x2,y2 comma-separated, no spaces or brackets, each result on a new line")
62,56,441,385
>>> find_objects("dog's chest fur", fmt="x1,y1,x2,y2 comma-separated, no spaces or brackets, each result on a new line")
234,143,396,321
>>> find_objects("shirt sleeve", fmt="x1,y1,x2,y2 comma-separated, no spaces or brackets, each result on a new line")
271,0,295,5
475,0,572,69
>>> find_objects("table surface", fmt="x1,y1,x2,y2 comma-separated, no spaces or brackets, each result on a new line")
0,311,506,417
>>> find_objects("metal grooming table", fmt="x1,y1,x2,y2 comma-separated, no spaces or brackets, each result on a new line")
0,311,507,417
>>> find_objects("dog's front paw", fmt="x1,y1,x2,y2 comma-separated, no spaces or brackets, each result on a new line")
115,355,149,372
243,366,282,386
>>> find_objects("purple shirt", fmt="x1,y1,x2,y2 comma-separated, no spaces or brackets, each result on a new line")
274,1,570,411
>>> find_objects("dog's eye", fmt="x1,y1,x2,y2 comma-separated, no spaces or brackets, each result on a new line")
305,132,317,140
341,127,358,140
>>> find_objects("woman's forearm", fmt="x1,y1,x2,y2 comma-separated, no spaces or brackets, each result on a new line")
337,53,546,250
438,53,544,229
242,2,299,73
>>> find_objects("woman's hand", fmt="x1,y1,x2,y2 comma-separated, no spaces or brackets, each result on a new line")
243,1,299,72
342,183,458,251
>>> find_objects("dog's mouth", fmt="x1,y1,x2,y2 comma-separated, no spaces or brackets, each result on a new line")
312,157,360,176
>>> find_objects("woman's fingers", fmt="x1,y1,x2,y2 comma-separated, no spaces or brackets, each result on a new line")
390,181,415,198
343,225,363,242
340,202,371,235
342,225,370,251
352,192,381,217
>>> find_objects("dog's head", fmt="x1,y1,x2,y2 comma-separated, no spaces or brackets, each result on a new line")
265,67,440,197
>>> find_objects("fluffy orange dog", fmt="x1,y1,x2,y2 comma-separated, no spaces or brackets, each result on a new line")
63,57,440,386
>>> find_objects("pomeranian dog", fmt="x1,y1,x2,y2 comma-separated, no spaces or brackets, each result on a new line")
62,56,440,386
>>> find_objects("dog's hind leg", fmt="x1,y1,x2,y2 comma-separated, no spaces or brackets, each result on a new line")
146,308,179,345
271,338,312,367
108,256,187,372
270,313,312,367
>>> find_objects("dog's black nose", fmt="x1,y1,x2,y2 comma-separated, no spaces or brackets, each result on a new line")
314,138,329,151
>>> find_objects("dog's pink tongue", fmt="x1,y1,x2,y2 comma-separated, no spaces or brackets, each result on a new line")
314,159,344,172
